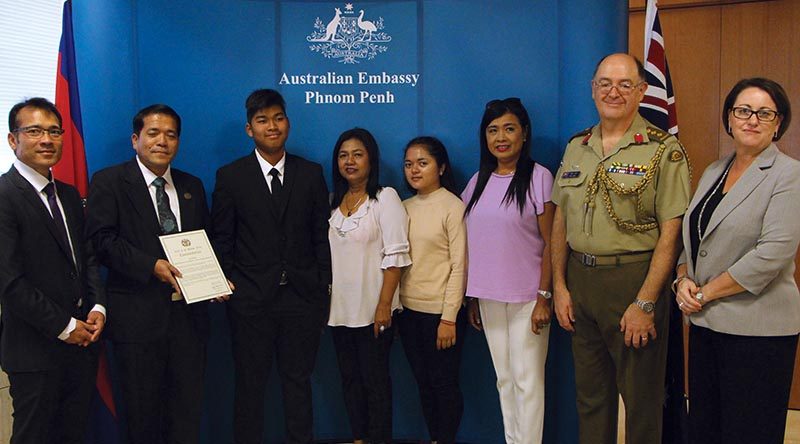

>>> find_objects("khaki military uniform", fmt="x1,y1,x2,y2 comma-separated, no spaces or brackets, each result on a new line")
552,114,690,444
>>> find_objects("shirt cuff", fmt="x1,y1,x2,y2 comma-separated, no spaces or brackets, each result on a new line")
90,304,107,318
58,317,77,341
380,249,412,269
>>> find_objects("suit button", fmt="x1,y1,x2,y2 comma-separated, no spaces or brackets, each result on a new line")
699,250,708,257
69,272,78,280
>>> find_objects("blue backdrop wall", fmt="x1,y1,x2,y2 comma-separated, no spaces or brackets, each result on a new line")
72,1,627,442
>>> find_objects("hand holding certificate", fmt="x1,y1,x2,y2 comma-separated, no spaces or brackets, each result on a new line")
159,229,232,303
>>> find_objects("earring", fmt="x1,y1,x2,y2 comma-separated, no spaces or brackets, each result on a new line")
773,130,779,141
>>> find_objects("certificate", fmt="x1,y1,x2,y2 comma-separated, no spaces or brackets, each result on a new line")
159,229,232,304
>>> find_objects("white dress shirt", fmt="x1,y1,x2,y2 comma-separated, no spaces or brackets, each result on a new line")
13,160,106,340
254,149,285,193
136,156,182,231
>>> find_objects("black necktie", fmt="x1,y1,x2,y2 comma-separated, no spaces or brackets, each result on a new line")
269,168,282,196
152,177,178,234
43,182,72,257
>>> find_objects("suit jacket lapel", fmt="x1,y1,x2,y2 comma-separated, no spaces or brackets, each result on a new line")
703,145,777,238
59,185,83,272
246,152,280,221
9,167,75,264
276,155,296,222
123,160,162,235
174,173,196,231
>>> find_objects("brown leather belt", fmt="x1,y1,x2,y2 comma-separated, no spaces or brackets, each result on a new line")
571,250,653,267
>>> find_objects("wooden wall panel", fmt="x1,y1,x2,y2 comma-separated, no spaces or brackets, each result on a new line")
720,1,800,159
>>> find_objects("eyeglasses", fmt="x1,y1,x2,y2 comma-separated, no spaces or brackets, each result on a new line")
12,126,65,139
486,97,522,109
592,80,644,96
731,106,780,122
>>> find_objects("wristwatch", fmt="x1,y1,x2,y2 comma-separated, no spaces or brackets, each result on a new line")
633,298,655,313
537,290,552,299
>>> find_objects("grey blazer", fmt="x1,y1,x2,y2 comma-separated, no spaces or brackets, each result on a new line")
679,144,800,336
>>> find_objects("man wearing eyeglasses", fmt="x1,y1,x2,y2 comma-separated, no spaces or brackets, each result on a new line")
0,97,106,444
551,53,690,444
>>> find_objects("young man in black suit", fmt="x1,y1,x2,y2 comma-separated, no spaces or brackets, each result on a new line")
212,89,331,444
86,104,218,444
0,97,106,444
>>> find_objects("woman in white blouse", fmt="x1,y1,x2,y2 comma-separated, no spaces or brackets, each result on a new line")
328,127,411,444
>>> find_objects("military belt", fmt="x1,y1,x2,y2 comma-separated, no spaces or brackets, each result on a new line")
571,250,653,267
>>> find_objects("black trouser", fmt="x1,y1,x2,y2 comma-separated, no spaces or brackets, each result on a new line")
7,344,97,444
229,291,324,444
331,323,394,443
114,301,207,444
397,307,466,444
688,324,798,444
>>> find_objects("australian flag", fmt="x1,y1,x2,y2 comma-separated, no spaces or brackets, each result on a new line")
640,0,679,136
638,2,688,443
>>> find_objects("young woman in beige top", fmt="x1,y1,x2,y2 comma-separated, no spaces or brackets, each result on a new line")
398,136,467,444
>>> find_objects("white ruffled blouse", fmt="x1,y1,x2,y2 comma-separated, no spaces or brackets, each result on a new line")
328,187,412,327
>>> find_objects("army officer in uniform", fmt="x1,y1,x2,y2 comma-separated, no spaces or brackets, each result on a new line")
551,53,691,444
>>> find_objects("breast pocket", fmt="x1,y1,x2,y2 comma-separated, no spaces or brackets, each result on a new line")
603,171,656,225
556,171,588,207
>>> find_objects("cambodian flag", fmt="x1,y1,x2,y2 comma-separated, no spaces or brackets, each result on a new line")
53,2,121,442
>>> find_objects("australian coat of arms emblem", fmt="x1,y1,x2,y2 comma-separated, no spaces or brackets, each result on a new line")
306,3,392,64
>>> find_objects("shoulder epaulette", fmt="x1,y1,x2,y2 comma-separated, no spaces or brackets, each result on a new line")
569,127,592,144
646,126,671,143
647,126,690,167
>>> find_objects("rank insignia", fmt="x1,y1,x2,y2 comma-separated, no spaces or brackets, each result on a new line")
669,150,684,162
634,133,644,144
582,133,591,145
561,170,581,179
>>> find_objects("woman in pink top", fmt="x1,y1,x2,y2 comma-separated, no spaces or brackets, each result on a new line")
461,98,555,443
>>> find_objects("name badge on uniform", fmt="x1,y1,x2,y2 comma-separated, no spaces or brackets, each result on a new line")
561,170,581,179
607,162,647,176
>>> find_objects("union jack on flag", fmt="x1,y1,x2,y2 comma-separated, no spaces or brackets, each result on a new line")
640,0,679,136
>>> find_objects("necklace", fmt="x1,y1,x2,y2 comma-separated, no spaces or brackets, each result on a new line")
697,159,733,241
344,192,366,216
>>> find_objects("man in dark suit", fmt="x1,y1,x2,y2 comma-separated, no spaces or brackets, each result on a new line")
212,89,331,444
0,97,106,444
86,104,216,444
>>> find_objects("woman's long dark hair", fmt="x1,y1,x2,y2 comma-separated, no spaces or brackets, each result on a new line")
403,136,457,195
330,127,382,210
464,97,535,215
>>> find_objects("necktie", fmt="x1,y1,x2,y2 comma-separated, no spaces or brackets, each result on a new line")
152,177,178,234
269,168,282,196
43,182,72,257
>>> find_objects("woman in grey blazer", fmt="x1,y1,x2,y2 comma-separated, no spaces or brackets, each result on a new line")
675,77,800,444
